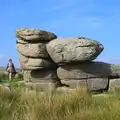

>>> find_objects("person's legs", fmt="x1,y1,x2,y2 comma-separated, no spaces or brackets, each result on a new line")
7,68,13,82
9,72,12,82
7,67,15,82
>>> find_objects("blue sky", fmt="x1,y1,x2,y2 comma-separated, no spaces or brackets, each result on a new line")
0,0,120,68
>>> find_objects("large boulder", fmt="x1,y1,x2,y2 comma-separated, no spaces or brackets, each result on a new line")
46,37,104,64
15,28,57,41
20,55,56,70
16,40,49,58
57,62,120,80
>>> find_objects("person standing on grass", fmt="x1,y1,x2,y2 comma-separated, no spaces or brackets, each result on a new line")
6,59,16,82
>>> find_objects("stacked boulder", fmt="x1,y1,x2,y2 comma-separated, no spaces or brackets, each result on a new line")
15,28,120,92
46,37,118,92
15,28,61,89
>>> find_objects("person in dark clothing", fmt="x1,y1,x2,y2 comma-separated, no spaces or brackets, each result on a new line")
6,59,16,81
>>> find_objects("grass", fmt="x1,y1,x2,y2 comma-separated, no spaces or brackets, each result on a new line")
0,72,23,82
0,86,119,120
1,71,120,120
0,72,25,90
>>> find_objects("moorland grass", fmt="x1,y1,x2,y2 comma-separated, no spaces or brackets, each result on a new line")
0,86,120,120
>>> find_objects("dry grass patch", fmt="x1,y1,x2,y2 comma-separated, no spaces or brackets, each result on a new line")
0,87,120,120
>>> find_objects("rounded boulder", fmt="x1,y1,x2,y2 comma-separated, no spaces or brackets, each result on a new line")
46,37,104,64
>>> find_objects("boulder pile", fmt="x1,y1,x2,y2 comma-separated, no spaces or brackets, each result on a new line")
15,28,61,89
46,37,107,92
15,28,120,92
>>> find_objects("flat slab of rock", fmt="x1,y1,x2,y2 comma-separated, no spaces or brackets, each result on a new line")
46,37,104,64
15,28,57,41
57,62,120,80
23,69,59,82
87,78,109,92
61,80,87,88
20,55,56,70
16,40,49,58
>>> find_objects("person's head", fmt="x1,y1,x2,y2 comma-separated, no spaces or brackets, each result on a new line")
9,59,12,63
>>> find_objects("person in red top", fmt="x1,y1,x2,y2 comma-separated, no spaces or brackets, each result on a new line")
6,59,16,82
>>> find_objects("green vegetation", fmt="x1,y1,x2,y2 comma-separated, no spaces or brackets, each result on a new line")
0,72,24,90
0,72,23,81
0,86,119,120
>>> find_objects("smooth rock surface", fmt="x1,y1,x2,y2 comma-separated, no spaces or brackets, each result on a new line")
20,55,56,70
46,37,104,64
16,40,49,58
16,28,57,41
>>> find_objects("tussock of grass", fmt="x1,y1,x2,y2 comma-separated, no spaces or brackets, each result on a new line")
0,87,120,120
